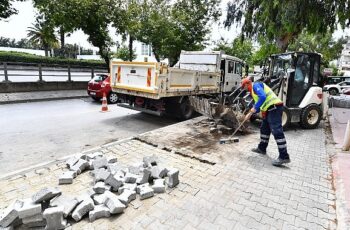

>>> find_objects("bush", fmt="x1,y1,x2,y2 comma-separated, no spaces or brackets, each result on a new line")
0,51,106,68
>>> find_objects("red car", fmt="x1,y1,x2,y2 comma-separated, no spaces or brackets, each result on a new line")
343,88,350,95
87,74,118,103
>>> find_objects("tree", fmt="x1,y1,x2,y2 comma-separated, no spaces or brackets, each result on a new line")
0,0,23,20
225,0,337,52
27,16,59,56
288,31,346,66
214,37,253,63
114,45,136,61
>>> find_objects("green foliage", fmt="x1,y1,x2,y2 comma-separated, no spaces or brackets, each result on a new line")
251,38,280,65
288,31,346,66
0,0,24,19
0,51,105,67
214,37,253,63
114,46,136,61
225,0,337,51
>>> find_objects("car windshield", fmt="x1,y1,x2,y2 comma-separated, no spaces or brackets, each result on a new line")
93,74,108,82
270,54,293,79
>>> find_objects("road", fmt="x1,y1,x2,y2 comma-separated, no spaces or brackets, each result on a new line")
0,98,177,174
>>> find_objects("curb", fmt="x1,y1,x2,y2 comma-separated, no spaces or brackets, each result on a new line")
0,95,89,105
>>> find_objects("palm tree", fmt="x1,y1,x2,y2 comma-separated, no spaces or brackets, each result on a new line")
27,20,58,56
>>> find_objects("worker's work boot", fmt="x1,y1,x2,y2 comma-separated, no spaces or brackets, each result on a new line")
251,148,266,155
272,158,291,166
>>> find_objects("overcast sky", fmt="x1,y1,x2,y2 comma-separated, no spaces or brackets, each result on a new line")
0,0,348,51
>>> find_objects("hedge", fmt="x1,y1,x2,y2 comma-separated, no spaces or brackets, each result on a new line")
0,51,107,68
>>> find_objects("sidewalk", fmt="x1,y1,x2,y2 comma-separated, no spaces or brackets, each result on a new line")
0,117,338,229
0,90,88,104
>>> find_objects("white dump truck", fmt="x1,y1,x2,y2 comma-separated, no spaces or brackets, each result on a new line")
110,51,245,119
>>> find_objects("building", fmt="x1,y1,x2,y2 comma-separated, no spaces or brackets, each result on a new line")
339,37,350,71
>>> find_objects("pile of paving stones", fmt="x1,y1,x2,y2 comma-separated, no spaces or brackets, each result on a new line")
0,153,179,229
329,95,350,108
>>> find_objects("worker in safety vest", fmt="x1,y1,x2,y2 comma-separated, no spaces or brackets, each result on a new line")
241,77,291,166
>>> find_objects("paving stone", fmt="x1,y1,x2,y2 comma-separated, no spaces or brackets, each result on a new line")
118,183,137,195
128,163,144,175
143,155,158,167
107,163,125,175
69,159,89,175
92,157,108,170
50,195,79,218
139,184,154,200
118,190,136,205
89,205,110,222
104,194,126,214
151,166,168,179
71,197,94,222
23,219,46,228
22,213,43,224
92,194,107,205
152,179,166,193
93,182,111,194
32,187,61,203
86,152,103,160
0,200,23,227
66,156,80,169
167,168,180,188
92,168,111,183
105,174,124,191
58,171,76,185
76,189,96,204
43,206,67,230
136,168,151,184
124,172,138,183
17,199,42,219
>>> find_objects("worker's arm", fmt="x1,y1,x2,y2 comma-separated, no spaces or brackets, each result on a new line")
252,82,266,113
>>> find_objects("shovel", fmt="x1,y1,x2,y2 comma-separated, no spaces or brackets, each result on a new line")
219,111,253,144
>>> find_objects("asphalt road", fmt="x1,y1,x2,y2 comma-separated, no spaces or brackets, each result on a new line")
0,98,177,174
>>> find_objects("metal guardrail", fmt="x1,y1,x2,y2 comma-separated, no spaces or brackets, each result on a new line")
0,62,107,82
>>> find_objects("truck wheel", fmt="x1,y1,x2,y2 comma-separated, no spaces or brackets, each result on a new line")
329,88,338,95
108,92,118,104
282,107,291,129
300,104,322,129
178,98,194,120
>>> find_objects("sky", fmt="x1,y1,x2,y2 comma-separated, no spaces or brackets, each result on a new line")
0,0,348,51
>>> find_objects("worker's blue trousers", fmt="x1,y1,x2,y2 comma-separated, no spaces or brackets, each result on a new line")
258,105,290,160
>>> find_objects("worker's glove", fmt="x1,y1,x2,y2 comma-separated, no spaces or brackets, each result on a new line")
261,111,267,119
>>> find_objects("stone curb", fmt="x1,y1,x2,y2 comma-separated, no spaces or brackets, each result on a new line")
0,95,89,105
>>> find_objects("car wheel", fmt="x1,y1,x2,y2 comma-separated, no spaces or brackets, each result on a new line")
108,92,118,104
281,107,291,129
329,88,338,95
300,104,322,129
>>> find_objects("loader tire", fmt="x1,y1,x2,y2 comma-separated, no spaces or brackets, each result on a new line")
300,104,322,129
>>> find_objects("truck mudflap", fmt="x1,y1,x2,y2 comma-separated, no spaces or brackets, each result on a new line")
189,96,247,130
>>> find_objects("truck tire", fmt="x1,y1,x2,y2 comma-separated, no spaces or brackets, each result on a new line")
300,104,322,129
108,92,118,104
178,98,194,120
282,107,291,129
328,88,338,95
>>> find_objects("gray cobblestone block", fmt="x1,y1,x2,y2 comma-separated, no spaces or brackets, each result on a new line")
128,163,144,175
86,152,103,160
23,219,46,228
143,155,158,167
22,213,43,224
18,199,42,219
58,171,76,185
0,199,23,227
124,172,138,183
93,169,111,183
118,190,136,205
69,159,89,175
139,184,154,200
107,163,126,175
50,195,79,218
136,168,151,185
167,168,179,188
151,166,168,179
104,195,126,214
43,206,67,230
105,174,123,190
89,205,110,222
71,197,94,222
93,194,107,205
118,183,137,195
152,179,165,193
0,226,13,230
66,156,80,169
93,182,111,194
92,156,108,170
32,187,61,203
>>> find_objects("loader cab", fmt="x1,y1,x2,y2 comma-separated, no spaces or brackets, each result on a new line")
220,55,245,93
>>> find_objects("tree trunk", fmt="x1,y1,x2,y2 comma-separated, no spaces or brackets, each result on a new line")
60,27,65,49
128,35,134,62
44,46,49,57
99,47,110,72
